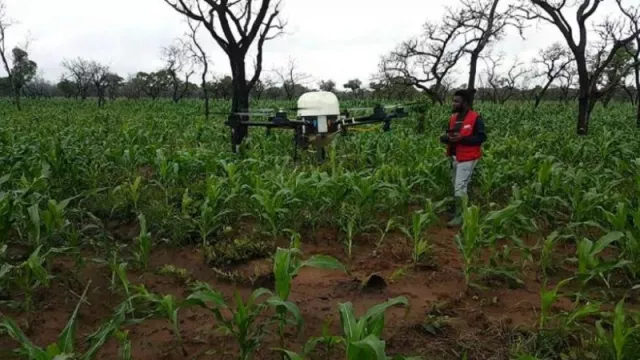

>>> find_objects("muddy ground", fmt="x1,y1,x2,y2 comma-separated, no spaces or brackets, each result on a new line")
0,218,586,360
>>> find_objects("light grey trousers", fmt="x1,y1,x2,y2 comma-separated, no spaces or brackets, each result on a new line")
451,156,478,197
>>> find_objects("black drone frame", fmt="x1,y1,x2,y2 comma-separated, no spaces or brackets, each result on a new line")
224,104,409,161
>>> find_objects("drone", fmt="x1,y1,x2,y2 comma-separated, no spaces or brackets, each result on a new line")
224,91,410,161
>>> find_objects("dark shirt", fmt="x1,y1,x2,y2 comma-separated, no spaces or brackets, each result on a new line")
439,113,487,154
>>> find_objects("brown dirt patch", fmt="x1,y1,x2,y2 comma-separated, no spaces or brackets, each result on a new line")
0,223,608,360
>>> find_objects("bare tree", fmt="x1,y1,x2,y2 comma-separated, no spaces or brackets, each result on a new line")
517,0,640,134
451,0,524,106
587,19,638,110
532,42,574,107
181,19,212,119
618,1,639,126
61,58,92,100
380,18,469,105
482,53,530,103
87,61,110,107
273,57,311,100
0,2,37,111
162,42,194,103
250,76,273,99
557,63,578,102
163,0,286,147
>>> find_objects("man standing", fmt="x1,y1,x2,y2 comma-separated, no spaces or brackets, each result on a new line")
440,89,486,227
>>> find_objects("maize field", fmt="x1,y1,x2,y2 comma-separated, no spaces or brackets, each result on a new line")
0,98,639,359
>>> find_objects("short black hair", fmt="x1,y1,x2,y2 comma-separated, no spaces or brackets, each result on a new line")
454,89,472,104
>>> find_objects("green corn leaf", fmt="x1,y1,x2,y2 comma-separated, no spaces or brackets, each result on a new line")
57,282,91,354
363,296,409,337
339,302,359,340
273,349,305,360
299,255,346,274
266,297,304,335
592,231,624,255
0,317,48,359
351,334,387,360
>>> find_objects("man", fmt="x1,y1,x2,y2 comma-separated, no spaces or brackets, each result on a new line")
440,89,486,227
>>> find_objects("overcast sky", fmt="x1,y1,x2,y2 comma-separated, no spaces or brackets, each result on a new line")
4,0,626,90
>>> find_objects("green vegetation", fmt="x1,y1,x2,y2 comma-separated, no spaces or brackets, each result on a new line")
1,98,640,359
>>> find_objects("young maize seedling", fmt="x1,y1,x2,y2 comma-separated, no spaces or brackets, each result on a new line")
133,213,152,269
184,282,284,360
275,296,418,360
399,209,435,266
127,286,187,355
0,281,120,360
454,204,482,290
574,231,630,288
539,277,574,329
272,245,346,356
595,300,640,360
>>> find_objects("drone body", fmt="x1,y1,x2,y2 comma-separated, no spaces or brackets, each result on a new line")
225,90,409,160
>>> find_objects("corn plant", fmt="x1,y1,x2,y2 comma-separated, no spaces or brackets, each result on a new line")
573,231,630,288
272,245,346,354
0,281,122,359
454,203,482,289
399,209,435,266
275,296,417,360
184,281,299,360
2,245,53,315
595,300,640,360
133,213,152,269
127,286,187,355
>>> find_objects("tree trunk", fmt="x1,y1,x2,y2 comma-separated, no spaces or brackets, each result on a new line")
577,92,590,135
467,52,480,107
534,95,542,108
576,60,591,135
202,64,209,121
635,65,640,128
230,56,250,150
636,96,640,129
14,87,21,111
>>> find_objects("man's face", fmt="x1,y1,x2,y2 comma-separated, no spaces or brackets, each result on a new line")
452,95,465,113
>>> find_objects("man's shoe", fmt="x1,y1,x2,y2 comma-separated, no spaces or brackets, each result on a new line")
446,196,463,228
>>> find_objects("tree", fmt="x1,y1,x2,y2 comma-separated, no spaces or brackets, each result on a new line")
380,17,469,105
135,71,172,100
343,79,362,98
532,42,574,107
318,80,336,92
88,61,110,107
61,58,92,100
23,75,54,99
618,1,640,126
557,63,578,102
517,0,640,134
56,79,75,98
0,2,36,111
273,57,311,100
105,73,124,100
163,0,286,147
210,75,233,99
590,41,635,109
453,0,524,106
482,52,530,103
181,19,212,119
162,42,194,103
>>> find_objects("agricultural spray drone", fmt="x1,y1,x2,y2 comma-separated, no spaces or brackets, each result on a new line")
224,91,409,161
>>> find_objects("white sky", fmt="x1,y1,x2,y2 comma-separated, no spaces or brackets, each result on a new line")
3,0,628,90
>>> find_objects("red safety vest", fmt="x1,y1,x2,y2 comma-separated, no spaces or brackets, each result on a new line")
446,110,482,162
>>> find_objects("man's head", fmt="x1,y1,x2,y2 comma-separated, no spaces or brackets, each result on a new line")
452,89,472,113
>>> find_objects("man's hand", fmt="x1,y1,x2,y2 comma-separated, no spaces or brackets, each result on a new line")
448,133,462,142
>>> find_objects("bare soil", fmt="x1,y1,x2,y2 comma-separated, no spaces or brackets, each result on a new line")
0,217,593,360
